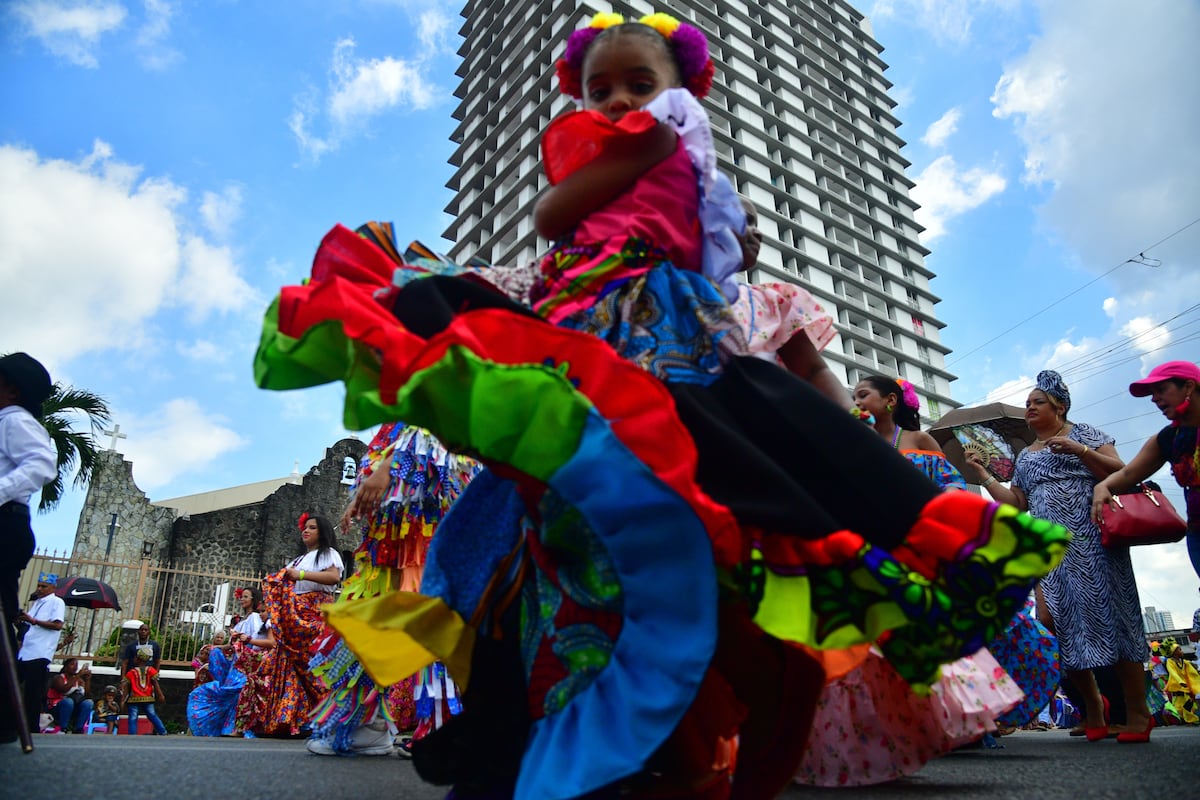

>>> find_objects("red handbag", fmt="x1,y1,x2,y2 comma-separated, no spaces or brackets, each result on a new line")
1098,483,1187,548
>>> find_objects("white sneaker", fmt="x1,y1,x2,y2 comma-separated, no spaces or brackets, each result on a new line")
307,722,394,757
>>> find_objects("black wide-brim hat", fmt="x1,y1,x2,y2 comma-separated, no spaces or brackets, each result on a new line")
0,352,52,416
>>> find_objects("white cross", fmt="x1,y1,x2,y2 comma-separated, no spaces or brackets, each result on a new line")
101,425,127,451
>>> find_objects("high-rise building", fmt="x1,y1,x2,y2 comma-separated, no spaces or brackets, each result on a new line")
445,0,956,417
1143,606,1176,633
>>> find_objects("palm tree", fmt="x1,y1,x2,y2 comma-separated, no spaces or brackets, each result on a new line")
37,383,112,513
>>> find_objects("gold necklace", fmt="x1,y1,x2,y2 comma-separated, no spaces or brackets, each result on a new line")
1035,423,1067,444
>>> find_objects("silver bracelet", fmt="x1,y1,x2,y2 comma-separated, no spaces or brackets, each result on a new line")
981,476,998,488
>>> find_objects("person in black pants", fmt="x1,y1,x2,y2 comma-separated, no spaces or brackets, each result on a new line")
0,353,56,743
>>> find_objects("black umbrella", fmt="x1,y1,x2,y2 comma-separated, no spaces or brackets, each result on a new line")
55,576,122,611
928,402,1035,484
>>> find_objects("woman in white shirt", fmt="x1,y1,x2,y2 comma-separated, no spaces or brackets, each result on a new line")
238,513,343,736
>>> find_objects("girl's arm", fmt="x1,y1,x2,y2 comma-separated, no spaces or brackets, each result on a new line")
777,334,851,411
247,628,277,651
905,430,946,454
284,564,342,585
534,122,677,241
1091,435,1168,523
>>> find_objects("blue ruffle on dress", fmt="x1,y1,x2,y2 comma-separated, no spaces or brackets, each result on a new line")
187,648,247,736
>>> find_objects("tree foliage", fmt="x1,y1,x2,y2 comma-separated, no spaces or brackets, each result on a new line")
37,382,112,513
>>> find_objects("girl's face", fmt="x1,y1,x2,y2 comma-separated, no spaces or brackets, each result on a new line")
852,381,893,419
738,199,762,271
582,33,679,121
301,518,320,547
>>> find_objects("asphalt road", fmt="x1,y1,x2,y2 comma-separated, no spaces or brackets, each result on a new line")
1,726,1196,799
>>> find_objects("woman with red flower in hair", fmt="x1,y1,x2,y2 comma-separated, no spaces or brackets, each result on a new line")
237,513,343,737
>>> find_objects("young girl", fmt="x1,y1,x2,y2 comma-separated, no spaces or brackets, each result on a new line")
256,12,1069,799
94,685,121,732
853,375,967,489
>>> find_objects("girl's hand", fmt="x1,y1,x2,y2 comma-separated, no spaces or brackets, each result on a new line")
1092,484,1116,525
343,465,389,531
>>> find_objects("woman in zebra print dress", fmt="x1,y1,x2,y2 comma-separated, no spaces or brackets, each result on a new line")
966,370,1152,741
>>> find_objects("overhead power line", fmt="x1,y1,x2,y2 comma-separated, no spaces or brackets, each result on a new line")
946,215,1200,369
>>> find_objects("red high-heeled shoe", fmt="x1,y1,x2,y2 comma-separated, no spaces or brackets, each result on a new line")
1116,716,1154,744
1083,695,1112,741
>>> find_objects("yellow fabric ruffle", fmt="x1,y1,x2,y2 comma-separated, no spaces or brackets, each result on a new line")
324,591,475,690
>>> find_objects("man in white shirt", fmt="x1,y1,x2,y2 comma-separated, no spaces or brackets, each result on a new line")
0,352,57,742
16,573,65,733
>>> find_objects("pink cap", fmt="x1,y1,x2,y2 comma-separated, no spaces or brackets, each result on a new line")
1129,360,1200,397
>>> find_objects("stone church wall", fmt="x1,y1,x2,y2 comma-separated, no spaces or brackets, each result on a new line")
166,438,366,576
71,439,367,631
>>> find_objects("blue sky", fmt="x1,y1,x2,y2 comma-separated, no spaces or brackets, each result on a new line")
3,0,1198,623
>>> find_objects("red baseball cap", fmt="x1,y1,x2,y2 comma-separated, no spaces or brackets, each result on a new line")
1128,360,1200,397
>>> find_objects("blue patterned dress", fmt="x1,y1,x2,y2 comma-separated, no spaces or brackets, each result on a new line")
1013,422,1148,670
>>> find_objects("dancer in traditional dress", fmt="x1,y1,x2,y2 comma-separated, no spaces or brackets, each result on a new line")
966,370,1152,744
307,423,478,756
255,12,1069,798
238,514,342,737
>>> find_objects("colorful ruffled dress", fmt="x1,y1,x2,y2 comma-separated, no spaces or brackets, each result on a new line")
1165,651,1200,724
238,565,338,736
989,594,1059,729
187,647,247,736
254,89,1069,799
730,280,835,364
309,423,479,752
795,450,1025,787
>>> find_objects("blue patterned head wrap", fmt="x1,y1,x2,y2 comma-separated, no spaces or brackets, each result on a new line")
1035,370,1070,414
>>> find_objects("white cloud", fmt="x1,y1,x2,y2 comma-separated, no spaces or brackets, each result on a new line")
1118,317,1171,356
328,37,435,125
119,398,248,489
136,0,180,70
176,339,225,362
868,0,988,46
177,237,260,320
910,155,1006,241
983,375,1032,406
417,8,454,53
1102,297,1118,318
10,0,127,68
990,0,1200,308
290,33,443,160
199,185,243,240
0,141,256,364
921,107,961,148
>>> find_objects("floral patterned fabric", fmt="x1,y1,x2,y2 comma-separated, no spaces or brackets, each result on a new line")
991,596,1059,728
795,648,1022,787
238,572,331,736
730,281,835,362
552,243,748,386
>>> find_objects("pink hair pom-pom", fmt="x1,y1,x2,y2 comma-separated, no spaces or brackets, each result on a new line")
895,378,920,413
